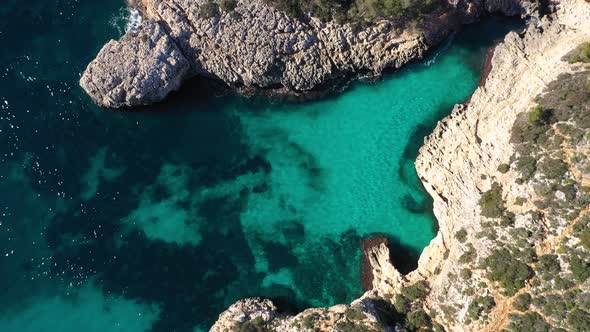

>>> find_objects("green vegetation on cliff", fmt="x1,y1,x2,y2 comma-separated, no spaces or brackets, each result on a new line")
263,0,441,23
464,44,590,331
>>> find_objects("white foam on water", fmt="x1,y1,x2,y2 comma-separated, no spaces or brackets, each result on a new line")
423,32,456,67
125,8,143,33
109,7,143,35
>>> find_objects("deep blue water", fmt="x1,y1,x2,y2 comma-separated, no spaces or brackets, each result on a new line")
0,1,521,331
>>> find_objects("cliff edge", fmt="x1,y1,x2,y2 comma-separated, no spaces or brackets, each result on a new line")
211,0,590,331
81,0,533,108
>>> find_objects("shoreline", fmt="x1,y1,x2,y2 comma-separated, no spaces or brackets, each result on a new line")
82,0,531,109
211,0,590,330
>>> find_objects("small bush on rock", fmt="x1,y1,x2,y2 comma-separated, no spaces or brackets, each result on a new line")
232,317,273,332
485,249,530,295
401,281,429,301
455,228,467,242
515,156,537,181
498,163,510,173
506,312,550,332
467,296,495,321
528,105,553,126
513,293,532,312
570,255,590,282
568,308,590,331
199,1,220,18
220,0,238,11
479,182,505,218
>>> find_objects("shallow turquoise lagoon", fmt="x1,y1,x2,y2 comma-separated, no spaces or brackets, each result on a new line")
0,1,520,331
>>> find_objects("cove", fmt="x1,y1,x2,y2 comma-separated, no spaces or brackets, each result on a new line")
0,1,521,331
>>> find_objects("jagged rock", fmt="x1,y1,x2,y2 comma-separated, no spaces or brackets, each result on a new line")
211,298,279,332
82,0,538,108
367,243,406,295
80,20,190,108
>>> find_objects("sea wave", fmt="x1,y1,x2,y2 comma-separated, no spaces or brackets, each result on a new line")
109,7,143,35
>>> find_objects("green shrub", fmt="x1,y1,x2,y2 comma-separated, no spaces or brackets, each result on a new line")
232,317,273,332
554,276,575,290
579,228,590,250
401,281,429,301
485,249,530,295
527,105,553,125
540,295,569,319
460,268,472,280
506,312,549,332
570,255,590,282
515,247,536,264
301,315,316,329
199,1,220,18
538,158,568,180
393,294,410,314
575,220,590,249
514,197,526,206
568,308,590,331
467,296,495,321
264,0,442,23
479,182,505,218
565,42,590,63
344,308,366,321
459,244,476,264
511,114,549,144
498,163,510,173
500,211,515,227
536,254,561,278
455,228,467,243
515,156,537,181
403,309,432,331
513,293,532,312
220,0,238,11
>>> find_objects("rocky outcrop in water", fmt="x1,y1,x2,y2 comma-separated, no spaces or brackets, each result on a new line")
81,0,535,108
211,0,590,331
80,20,190,108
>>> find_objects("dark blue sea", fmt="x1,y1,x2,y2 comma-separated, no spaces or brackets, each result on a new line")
0,1,520,330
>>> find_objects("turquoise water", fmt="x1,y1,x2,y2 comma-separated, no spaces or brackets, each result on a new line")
0,1,520,331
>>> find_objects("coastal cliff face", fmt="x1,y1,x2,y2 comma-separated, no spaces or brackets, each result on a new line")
414,0,590,329
81,0,531,108
212,0,590,331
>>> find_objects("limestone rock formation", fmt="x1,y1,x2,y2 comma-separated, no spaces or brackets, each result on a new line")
81,0,535,108
211,0,590,331
80,20,190,108
414,0,590,328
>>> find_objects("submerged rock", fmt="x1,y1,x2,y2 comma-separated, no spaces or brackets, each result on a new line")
81,0,536,108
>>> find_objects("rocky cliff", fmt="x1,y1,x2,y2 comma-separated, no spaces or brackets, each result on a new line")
81,0,533,108
211,0,590,331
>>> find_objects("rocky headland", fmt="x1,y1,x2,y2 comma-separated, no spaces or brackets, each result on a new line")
80,0,590,330
81,0,536,108
210,0,590,331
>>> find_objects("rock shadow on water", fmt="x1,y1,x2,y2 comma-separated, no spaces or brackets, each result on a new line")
361,234,422,291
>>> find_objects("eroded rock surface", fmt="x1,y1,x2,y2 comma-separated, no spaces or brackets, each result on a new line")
80,20,190,108
81,0,535,108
